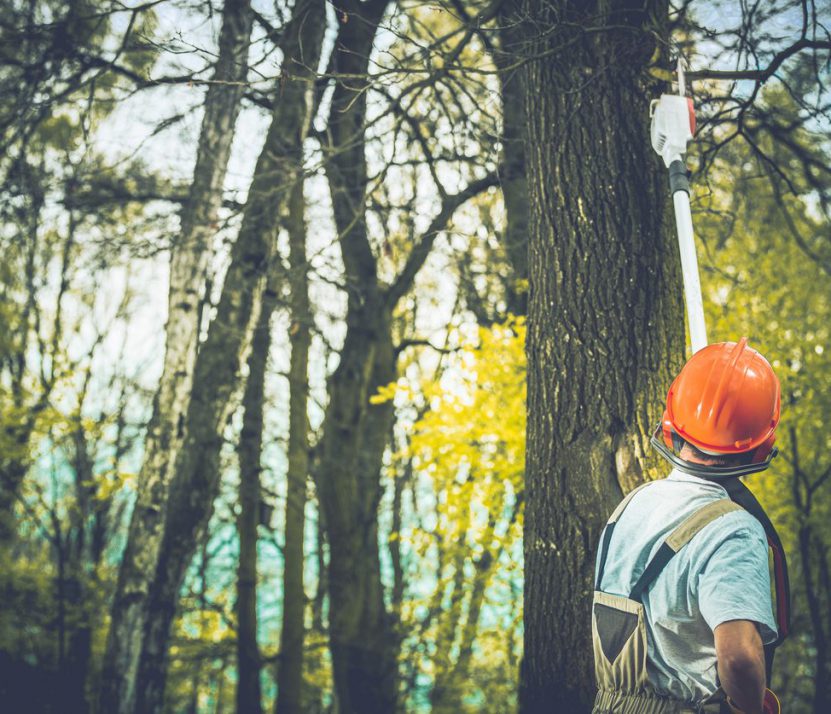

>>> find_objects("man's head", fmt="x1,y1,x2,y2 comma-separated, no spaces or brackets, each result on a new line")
653,338,781,477
677,441,756,468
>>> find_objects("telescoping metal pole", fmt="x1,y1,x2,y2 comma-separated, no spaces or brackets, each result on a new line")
669,161,707,353
650,61,708,353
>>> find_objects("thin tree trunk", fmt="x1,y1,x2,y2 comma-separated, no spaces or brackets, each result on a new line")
318,314,398,714
235,284,271,714
63,425,96,714
431,500,521,712
186,542,210,714
312,508,327,634
133,4,325,712
430,551,483,710
99,2,253,711
389,451,408,615
816,542,831,711
275,162,313,713
516,2,683,711
215,656,228,714
0,158,44,544
316,7,499,710
314,4,398,711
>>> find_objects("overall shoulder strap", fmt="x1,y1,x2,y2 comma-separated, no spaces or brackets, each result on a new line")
595,482,654,590
720,478,791,642
720,477,791,682
628,499,743,602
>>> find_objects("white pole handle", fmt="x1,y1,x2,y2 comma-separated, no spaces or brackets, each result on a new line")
672,188,708,352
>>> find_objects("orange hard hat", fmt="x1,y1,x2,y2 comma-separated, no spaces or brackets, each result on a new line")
661,338,780,461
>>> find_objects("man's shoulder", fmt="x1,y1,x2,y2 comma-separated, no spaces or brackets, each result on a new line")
683,503,768,569
636,475,766,546
629,471,728,510
703,505,766,541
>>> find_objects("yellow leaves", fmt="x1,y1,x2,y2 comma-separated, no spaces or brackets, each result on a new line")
369,380,415,405
648,66,675,82
407,318,525,474
198,610,229,644
369,382,399,405
403,315,526,565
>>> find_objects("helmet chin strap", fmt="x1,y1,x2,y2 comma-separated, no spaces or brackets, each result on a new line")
650,424,778,480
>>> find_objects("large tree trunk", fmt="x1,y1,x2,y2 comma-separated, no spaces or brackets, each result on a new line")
131,3,326,713
98,2,253,711
274,166,312,713
516,2,684,711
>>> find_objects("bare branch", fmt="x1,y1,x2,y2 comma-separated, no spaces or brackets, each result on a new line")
385,172,498,307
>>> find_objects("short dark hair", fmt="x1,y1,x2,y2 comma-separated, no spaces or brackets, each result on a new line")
680,441,755,466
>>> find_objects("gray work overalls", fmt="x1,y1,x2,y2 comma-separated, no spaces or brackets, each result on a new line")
592,484,742,714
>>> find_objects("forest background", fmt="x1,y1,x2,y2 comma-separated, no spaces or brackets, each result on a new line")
1,1,830,713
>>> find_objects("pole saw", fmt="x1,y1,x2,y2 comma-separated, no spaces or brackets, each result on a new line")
650,60,707,353
649,60,787,714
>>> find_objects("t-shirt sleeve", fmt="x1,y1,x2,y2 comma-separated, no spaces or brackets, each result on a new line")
695,517,779,645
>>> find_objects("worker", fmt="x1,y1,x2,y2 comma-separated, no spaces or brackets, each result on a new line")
592,338,789,714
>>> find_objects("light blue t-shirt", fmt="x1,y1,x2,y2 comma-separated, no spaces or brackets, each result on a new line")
595,470,778,703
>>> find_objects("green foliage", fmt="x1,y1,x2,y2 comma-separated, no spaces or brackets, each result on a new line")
694,78,831,712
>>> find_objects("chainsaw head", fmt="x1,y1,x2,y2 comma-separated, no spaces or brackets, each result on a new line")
650,94,695,167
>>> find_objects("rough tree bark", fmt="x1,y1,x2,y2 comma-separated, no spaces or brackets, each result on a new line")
275,159,313,713
131,2,325,713
98,2,253,711
515,1,684,711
